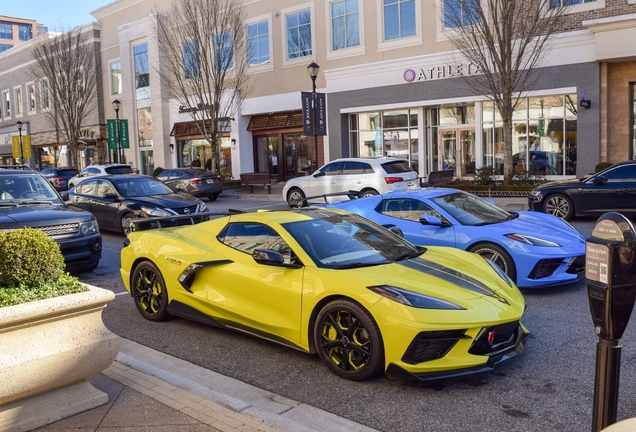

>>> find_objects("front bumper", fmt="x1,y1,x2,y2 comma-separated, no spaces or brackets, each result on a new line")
57,233,102,270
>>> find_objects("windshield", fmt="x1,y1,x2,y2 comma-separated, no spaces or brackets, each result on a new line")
283,211,421,269
113,177,174,197
431,192,512,226
0,175,62,205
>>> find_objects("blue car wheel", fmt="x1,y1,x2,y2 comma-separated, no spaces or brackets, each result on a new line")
469,243,516,283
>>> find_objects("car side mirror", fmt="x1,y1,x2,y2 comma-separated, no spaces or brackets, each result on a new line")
103,192,119,201
252,249,301,268
419,214,444,226
593,175,607,186
313,171,325,178
382,224,404,238
60,192,69,201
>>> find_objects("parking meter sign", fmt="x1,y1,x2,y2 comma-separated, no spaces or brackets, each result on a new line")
586,243,609,283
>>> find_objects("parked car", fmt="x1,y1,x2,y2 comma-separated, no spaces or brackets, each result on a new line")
326,188,586,288
0,167,101,272
67,174,207,234
67,163,135,189
283,157,419,207
120,208,528,381
529,161,636,220
155,168,223,201
40,166,79,191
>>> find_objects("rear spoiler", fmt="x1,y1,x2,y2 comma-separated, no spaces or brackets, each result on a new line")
122,210,245,234
288,190,362,208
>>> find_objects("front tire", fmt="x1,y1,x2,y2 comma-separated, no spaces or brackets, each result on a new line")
131,261,170,322
314,300,384,381
360,189,379,198
469,243,517,283
287,188,307,208
121,213,136,235
543,193,574,220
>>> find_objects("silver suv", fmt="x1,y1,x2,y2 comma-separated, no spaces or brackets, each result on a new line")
68,163,135,189
283,157,419,207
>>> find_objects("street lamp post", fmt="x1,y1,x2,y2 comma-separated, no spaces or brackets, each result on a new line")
112,99,122,163
307,62,320,170
16,121,25,166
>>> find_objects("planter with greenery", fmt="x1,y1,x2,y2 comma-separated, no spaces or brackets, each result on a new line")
0,228,120,431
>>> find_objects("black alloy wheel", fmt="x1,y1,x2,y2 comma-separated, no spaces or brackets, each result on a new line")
543,193,574,220
469,243,517,283
287,188,307,208
131,261,170,322
314,300,384,381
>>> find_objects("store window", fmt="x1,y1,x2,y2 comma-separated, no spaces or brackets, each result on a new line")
482,94,577,176
134,43,153,173
350,109,418,171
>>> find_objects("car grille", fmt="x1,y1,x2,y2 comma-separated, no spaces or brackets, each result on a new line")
172,205,198,215
39,223,80,236
566,255,586,274
528,258,564,280
401,330,468,364
468,321,520,356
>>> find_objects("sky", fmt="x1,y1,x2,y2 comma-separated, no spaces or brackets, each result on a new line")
2,0,110,30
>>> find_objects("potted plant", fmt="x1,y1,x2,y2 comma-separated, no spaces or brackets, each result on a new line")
0,228,120,431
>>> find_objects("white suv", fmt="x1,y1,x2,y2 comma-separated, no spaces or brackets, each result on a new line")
283,157,419,207
68,164,135,189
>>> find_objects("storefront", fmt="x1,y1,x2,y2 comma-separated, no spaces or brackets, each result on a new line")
247,111,323,182
170,120,233,178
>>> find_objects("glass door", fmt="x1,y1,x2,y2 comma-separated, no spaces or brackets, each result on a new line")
439,128,475,177
440,130,457,174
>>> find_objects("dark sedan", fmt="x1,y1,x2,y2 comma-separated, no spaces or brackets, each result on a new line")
40,167,79,192
66,174,207,234
529,161,636,220
155,168,223,201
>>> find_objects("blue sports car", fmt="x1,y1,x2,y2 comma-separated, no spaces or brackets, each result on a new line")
326,188,586,288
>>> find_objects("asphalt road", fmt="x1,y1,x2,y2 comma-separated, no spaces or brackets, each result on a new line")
79,200,636,432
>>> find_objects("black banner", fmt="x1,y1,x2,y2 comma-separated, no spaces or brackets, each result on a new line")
301,91,327,136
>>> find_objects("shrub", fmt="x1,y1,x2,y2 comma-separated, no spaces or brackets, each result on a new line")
153,166,165,177
473,166,499,187
595,162,613,173
0,228,86,307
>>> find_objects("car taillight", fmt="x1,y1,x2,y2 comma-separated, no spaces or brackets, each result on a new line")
385,177,404,184
190,178,203,184
55,177,65,183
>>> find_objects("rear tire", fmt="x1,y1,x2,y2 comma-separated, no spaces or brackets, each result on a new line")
360,189,379,198
543,193,574,220
208,194,219,201
287,188,307,208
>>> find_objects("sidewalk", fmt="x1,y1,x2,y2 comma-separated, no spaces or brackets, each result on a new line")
35,339,377,432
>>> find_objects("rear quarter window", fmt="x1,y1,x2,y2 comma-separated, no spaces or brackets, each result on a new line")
381,161,413,174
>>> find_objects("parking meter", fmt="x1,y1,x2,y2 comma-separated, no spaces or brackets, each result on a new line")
586,212,636,432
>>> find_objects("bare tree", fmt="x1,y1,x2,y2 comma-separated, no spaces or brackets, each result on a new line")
29,27,97,168
443,0,565,184
154,0,251,174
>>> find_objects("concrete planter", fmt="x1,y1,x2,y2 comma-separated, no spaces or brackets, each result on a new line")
0,285,120,431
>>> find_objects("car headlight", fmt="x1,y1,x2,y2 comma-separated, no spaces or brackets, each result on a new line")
141,206,174,217
198,201,207,212
485,258,513,287
368,285,465,310
505,233,561,247
530,190,543,199
79,219,99,235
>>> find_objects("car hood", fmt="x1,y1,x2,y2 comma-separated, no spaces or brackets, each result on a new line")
0,204,93,229
345,246,523,308
127,193,201,208
535,178,585,190
494,211,586,246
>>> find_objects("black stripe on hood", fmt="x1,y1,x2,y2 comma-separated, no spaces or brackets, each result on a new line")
399,257,503,300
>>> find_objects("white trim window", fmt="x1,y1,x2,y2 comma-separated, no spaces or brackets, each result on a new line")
443,0,480,29
40,78,50,112
110,61,122,95
213,32,233,71
383,0,416,41
27,82,36,113
549,0,605,14
286,9,312,59
2,90,11,119
183,41,201,78
331,0,360,50
14,86,23,117
248,20,270,66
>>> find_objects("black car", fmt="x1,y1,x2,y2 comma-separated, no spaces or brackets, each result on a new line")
67,174,208,234
40,166,80,191
0,167,101,272
155,168,223,201
529,160,636,220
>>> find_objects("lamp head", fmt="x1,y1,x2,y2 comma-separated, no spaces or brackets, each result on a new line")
307,62,320,80
16,121,23,132
112,99,121,111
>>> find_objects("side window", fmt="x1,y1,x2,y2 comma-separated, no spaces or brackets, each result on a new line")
96,180,116,197
361,162,374,173
602,166,636,181
156,171,169,181
320,162,344,176
219,222,294,263
342,161,365,175
76,180,99,196
378,199,441,222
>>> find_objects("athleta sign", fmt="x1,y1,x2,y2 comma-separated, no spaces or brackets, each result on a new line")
403,62,482,82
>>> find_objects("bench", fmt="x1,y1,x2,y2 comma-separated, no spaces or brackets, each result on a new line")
240,172,272,194
423,169,454,187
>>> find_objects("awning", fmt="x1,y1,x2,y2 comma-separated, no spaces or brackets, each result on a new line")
170,118,232,138
247,111,302,131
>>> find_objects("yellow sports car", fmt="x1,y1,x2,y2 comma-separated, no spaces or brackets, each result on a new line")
120,208,529,381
